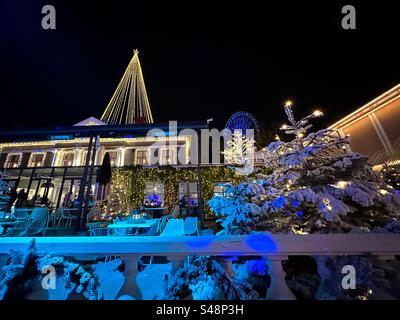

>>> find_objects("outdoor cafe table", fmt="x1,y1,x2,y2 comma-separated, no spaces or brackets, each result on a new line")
107,219,158,236
0,220,19,235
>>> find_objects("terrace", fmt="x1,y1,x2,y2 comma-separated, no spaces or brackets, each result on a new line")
1,233,399,299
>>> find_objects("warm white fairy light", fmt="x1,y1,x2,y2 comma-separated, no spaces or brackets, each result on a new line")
312,110,323,117
334,181,349,189
285,100,293,107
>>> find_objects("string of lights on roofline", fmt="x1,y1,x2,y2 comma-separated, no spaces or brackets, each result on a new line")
258,100,400,198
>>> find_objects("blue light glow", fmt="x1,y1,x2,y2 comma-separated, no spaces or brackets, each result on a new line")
185,238,213,248
247,258,268,276
245,234,278,253
292,200,300,207
295,211,303,218
271,196,285,208
49,135,73,140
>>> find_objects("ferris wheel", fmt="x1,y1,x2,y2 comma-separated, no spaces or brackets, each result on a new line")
225,111,260,136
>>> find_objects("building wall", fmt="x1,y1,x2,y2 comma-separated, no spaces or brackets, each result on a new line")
0,136,190,169
330,85,400,166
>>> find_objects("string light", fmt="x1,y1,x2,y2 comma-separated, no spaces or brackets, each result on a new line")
334,181,349,189
280,124,288,130
312,110,323,117
102,165,272,219
101,49,154,125
285,100,293,107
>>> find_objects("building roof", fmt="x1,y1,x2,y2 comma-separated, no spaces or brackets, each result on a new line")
328,83,400,131
0,121,209,143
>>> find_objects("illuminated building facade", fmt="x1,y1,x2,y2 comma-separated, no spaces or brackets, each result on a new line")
0,50,211,227
0,119,194,210
329,84,400,167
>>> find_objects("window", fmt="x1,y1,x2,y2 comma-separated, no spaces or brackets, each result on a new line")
62,153,74,166
179,182,198,206
161,148,176,165
108,151,118,166
144,182,164,206
213,181,231,197
6,154,21,168
136,150,148,166
29,153,44,167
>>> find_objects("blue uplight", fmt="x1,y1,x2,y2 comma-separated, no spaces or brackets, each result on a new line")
147,194,160,201
247,258,268,276
245,233,278,253
295,211,303,219
185,238,213,248
292,200,300,208
271,196,285,208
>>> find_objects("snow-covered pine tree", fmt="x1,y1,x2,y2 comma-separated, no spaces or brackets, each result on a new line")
208,101,400,234
380,158,400,191
258,101,400,233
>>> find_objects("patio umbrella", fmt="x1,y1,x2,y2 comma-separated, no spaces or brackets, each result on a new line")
96,152,112,201
96,152,111,186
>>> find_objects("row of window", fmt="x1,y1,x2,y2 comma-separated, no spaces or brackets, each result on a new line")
2,148,178,168
144,181,231,206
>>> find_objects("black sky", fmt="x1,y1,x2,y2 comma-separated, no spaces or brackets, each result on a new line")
0,1,399,137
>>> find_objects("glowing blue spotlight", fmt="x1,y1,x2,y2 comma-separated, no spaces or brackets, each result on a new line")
246,233,278,253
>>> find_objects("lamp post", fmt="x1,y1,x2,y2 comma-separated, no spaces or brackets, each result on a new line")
76,135,94,231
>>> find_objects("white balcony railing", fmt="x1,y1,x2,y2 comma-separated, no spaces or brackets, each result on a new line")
0,233,399,300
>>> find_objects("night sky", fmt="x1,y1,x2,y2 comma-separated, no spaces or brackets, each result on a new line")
0,1,399,142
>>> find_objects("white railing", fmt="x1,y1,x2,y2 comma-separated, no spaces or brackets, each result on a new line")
0,233,399,300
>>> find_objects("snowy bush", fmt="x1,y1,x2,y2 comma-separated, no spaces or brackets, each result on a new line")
0,240,103,300
207,182,265,235
161,256,258,300
316,254,400,300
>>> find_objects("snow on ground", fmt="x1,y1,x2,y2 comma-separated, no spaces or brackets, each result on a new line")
136,263,172,299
